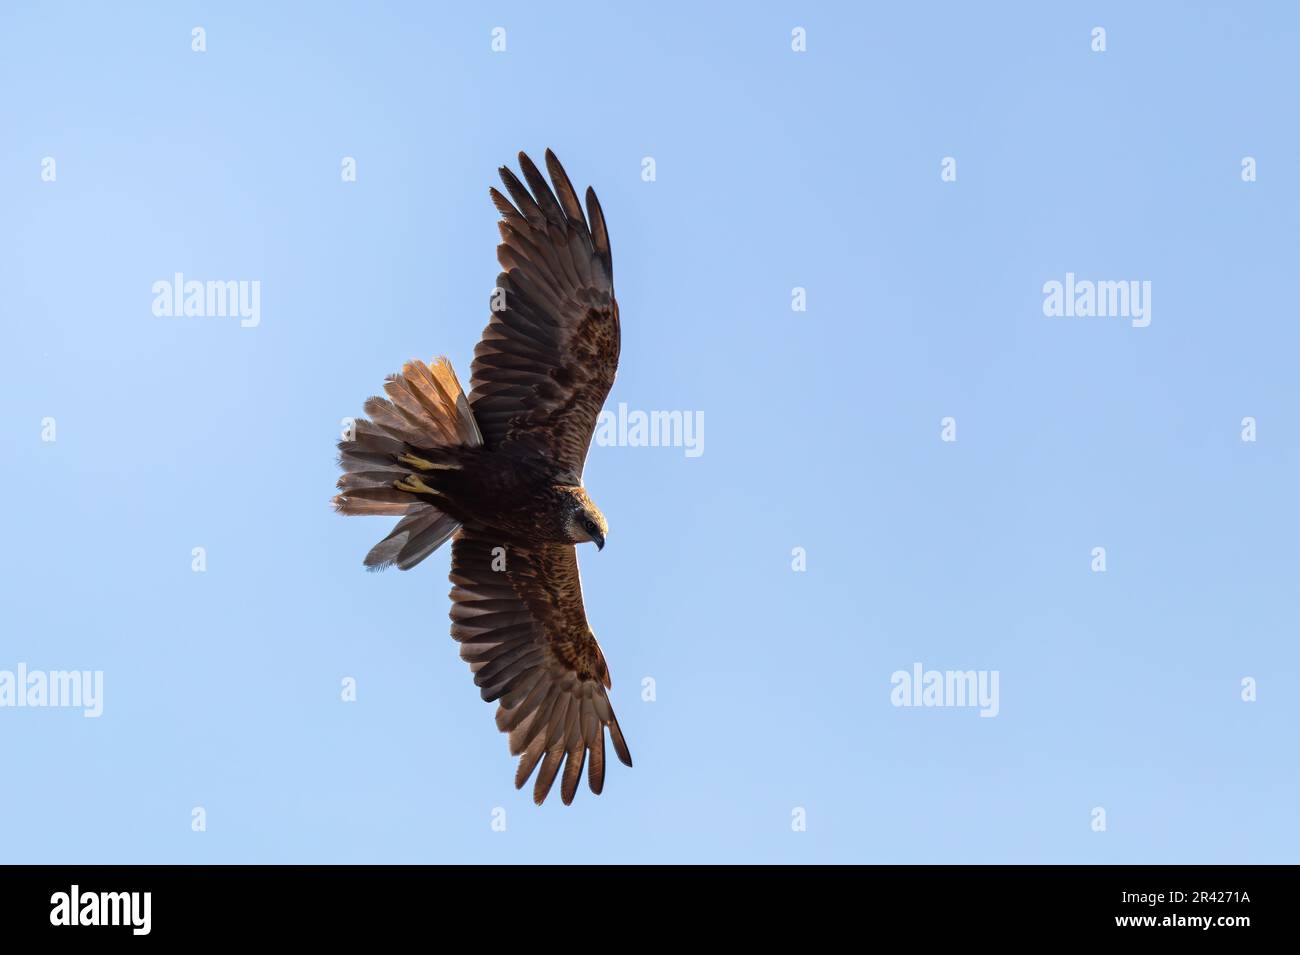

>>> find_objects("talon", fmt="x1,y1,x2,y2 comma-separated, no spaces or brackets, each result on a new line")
399,452,437,470
399,452,456,471
395,474,438,495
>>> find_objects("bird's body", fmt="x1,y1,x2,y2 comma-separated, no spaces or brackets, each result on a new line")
333,150,630,805
395,443,598,545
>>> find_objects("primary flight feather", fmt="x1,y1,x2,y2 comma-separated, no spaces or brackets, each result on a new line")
333,150,630,805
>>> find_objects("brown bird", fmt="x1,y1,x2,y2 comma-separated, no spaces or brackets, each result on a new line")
332,150,631,805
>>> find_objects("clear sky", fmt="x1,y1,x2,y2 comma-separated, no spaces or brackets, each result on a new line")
2,2,1297,863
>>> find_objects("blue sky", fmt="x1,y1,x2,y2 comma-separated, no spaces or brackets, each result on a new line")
2,2,1297,863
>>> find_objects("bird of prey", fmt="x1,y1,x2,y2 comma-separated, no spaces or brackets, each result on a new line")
333,150,631,805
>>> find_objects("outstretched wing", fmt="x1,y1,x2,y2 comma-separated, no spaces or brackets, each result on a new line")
449,526,632,805
469,149,619,478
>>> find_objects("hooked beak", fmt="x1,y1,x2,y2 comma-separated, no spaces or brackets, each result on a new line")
593,531,605,551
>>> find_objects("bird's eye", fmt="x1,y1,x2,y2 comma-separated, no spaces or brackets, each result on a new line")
584,519,597,534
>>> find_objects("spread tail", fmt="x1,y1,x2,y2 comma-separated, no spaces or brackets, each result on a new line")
333,357,482,570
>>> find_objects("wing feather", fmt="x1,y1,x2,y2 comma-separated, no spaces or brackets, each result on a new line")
449,525,630,804
469,150,619,477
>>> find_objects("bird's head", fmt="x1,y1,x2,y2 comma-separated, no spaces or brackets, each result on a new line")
559,486,608,550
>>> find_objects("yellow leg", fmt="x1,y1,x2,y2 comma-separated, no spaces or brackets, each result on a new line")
394,474,439,495
399,452,456,471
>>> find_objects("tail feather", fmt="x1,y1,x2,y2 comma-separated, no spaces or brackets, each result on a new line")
403,359,483,445
334,357,481,570
363,507,461,572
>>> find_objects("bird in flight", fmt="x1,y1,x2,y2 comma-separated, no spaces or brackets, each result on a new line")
333,150,631,805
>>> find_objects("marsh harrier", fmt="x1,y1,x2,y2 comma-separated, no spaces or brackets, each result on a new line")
334,151,631,805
